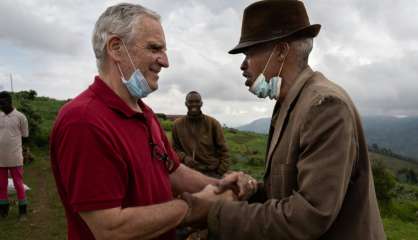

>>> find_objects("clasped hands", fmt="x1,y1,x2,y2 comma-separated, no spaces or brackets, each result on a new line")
180,171,258,227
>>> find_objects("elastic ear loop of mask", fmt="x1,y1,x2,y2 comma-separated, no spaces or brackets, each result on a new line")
261,45,278,75
261,43,289,77
277,43,289,77
116,39,137,80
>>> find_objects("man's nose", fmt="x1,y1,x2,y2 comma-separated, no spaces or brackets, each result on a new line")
240,56,248,71
158,52,169,68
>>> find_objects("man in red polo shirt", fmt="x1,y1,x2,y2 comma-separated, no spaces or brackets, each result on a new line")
50,3,253,240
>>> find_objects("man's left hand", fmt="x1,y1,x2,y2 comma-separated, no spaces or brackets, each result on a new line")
180,185,236,227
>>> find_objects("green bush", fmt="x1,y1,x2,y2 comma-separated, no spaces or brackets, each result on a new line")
160,119,174,131
382,197,418,223
372,159,397,207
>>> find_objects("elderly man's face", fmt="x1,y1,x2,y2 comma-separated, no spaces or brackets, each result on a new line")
240,42,280,88
124,16,169,91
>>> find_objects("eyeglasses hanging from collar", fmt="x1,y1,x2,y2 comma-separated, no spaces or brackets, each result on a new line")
149,141,175,172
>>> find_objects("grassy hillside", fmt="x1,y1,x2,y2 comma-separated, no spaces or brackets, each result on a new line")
369,152,418,173
1,94,417,239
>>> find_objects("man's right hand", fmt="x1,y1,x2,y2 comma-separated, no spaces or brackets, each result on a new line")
216,171,258,200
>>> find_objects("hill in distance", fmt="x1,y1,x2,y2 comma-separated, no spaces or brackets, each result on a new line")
238,116,418,162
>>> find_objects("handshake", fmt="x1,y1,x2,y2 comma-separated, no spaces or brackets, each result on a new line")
180,171,258,227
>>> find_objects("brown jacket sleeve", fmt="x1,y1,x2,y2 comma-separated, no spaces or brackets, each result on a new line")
208,97,357,240
212,119,229,175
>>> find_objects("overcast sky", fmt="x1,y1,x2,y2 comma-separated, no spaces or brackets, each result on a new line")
0,0,417,126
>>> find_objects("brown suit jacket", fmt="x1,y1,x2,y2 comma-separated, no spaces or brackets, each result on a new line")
208,67,386,239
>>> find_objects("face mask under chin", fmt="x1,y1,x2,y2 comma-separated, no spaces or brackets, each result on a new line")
249,45,287,100
117,40,154,99
249,74,280,99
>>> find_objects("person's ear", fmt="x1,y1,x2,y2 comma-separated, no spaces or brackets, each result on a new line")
106,36,124,63
274,42,289,62
278,42,289,61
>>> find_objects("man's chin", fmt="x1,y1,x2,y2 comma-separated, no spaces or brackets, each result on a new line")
188,111,201,116
149,82,159,91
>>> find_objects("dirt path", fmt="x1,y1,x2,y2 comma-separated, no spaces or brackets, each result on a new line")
0,150,66,240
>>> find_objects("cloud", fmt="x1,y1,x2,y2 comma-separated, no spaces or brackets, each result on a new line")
0,0,417,126
0,1,85,55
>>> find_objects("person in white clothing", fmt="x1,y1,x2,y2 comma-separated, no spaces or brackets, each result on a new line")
0,91,29,219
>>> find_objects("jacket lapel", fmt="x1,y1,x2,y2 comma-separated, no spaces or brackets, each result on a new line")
264,67,315,177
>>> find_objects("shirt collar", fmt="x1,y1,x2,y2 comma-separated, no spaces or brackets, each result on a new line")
90,76,153,119
0,108,16,116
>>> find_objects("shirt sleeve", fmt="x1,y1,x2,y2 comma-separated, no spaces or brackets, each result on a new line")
56,122,128,212
20,113,29,137
208,96,357,240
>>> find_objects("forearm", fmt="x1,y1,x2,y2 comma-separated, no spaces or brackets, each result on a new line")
209,193,337,240
170,164,219,194
80,199,188,240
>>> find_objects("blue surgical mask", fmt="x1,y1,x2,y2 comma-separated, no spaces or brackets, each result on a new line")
116,40,153,99
249,74,281,99
249,45,287,100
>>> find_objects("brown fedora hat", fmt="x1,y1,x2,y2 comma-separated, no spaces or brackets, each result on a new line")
229,0,321,54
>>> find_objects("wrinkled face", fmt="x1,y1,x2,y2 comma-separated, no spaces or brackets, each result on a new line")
240,42,280,88
186,93,202,116
122,16,169,91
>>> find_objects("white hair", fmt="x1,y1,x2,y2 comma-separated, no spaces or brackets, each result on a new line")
92,3,161,74
291,38,313,68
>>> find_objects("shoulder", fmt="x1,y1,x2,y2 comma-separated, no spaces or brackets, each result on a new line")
173,116,186,126
53,89,105,132
13,110,27,120
299,72,357,116
306,72,351,101
205,115,222,127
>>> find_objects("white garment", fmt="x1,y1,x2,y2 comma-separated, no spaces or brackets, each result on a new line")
7,178,30,194
0,109,29,167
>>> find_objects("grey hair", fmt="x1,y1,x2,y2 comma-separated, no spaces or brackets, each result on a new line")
92,3,161,74
290,38,313,68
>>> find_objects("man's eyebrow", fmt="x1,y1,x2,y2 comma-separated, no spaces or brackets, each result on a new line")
147,41,165,50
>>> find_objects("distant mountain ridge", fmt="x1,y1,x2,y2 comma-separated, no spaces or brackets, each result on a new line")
238,116,418,160
237,118,271,134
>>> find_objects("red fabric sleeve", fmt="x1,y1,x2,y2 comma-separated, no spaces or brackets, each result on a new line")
56,122,128,212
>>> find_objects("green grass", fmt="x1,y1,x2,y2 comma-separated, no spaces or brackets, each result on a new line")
384,218,418,240
0,146,66,240
225,129,267,179
369,152,418,173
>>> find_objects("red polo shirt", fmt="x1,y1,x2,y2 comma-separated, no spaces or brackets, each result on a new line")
50,77,180,240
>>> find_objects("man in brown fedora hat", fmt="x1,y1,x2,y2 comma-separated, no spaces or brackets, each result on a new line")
182,0,386,239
